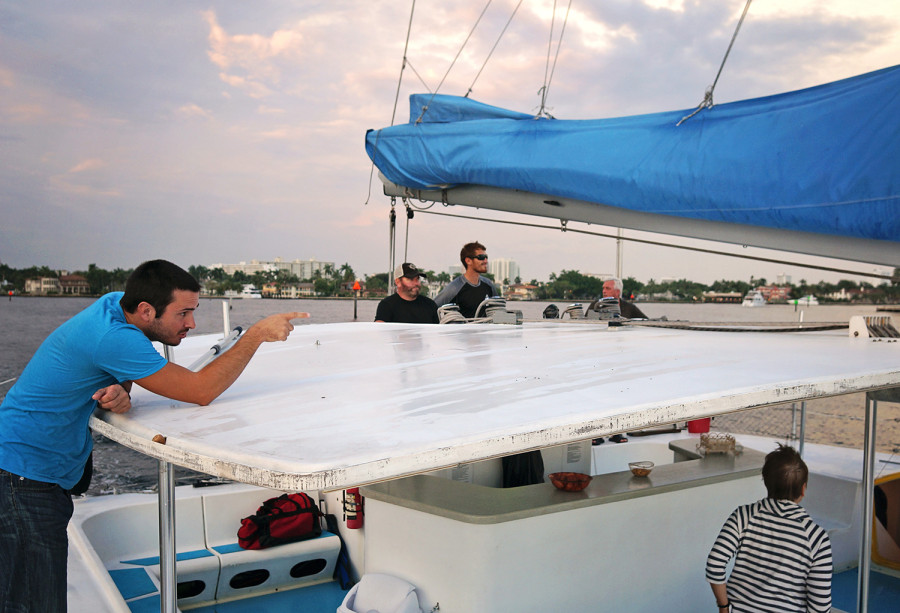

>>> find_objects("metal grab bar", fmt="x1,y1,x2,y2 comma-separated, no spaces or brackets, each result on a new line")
188,326,243,371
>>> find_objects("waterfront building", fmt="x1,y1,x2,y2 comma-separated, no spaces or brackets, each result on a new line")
776,273,792,285
703,291,742,303
210,260,278,276
209,258,334,280
59,274,91,295
25,277,62,295
270,257,334,280
506,283,538,300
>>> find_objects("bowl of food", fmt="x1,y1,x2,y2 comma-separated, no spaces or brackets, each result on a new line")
629,461,654,477
548,472,592,492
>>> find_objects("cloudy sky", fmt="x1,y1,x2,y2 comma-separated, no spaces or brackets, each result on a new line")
1,0,897,285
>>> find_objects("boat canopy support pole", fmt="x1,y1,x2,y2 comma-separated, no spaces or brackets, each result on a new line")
799,401,807,458
158,345,177,613
158,460,176,613
222,299,231,339
856,394,877,613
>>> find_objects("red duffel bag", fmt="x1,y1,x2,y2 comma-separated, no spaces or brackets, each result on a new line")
238,493,322,550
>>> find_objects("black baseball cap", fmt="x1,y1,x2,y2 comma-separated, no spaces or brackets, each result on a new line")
394,262,427,279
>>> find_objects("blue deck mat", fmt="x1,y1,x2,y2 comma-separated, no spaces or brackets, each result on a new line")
833,567,900,612
122,548,214,566
127,594,161,613
126,582,346,613
108,568,156,601
190,581,347,613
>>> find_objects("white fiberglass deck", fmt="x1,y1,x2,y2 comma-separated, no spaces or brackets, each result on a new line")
91,321,900,491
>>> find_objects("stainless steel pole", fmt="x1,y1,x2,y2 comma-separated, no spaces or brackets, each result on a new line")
856,394,876,613
222,299,231,339
159,345,177,613
798,401,807,457
790,402,797,441
158,460,176,613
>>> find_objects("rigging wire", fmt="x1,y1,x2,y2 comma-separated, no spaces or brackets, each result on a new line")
537,0,573,118
678,0,754,126
391,0,419,128
366,0,418,205
405,206,893,281
405,59,433,92
466,0,524,98
539,0,557,113
415,0,494,123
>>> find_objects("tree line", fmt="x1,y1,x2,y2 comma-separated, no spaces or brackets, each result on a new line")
535,270,899,303
1,263,897,302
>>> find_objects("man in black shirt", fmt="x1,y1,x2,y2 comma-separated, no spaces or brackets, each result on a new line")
375,262,439,324
434,241,498,319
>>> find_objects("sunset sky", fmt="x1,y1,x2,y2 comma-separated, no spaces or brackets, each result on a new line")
2,0,897,284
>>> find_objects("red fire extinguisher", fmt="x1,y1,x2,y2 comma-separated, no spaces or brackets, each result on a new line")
344,487,364,529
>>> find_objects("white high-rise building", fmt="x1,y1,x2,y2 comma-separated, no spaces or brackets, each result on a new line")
489,258,520,285
210,258,333,279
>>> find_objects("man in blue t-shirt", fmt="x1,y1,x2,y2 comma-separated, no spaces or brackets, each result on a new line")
0,259,307,612
434,241,499,319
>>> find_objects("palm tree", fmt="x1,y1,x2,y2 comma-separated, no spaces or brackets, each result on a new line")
339,263,355,282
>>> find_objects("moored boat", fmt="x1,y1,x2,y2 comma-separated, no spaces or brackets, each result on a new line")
794,295,820,306
224,285,263,299
741,290,767,307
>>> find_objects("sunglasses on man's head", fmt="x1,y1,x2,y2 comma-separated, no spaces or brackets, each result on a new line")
470,254,488,260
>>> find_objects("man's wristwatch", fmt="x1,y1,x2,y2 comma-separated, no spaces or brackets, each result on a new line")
716,602,730,610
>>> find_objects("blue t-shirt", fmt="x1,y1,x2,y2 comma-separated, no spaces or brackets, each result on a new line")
0,292,167,488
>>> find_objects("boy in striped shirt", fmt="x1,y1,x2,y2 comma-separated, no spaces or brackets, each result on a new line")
706,444,832,612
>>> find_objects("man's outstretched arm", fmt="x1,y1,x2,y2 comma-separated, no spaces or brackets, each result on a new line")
134,312,308,406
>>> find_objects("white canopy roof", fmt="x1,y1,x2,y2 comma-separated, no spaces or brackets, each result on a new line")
92,321,900,491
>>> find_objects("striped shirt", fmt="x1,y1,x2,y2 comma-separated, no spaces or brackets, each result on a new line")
706,498,832,613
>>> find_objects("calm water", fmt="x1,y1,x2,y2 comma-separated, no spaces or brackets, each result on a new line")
0,295,886,495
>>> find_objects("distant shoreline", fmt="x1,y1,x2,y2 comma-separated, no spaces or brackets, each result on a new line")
0,294,900,306
8,294,894,307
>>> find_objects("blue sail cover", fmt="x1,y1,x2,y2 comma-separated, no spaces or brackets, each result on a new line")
366,66,900,243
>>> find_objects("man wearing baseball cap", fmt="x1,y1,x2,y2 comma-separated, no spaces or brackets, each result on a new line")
375,262,439,324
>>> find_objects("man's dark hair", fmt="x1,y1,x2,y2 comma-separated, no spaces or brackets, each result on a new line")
120,260,200,317
762,443,808,500
460,241,486,267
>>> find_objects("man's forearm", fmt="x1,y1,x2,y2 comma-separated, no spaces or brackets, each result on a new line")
135,312,305,405
191,328,266,405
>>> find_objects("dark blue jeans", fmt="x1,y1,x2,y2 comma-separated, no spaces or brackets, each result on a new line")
0,469,73,613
